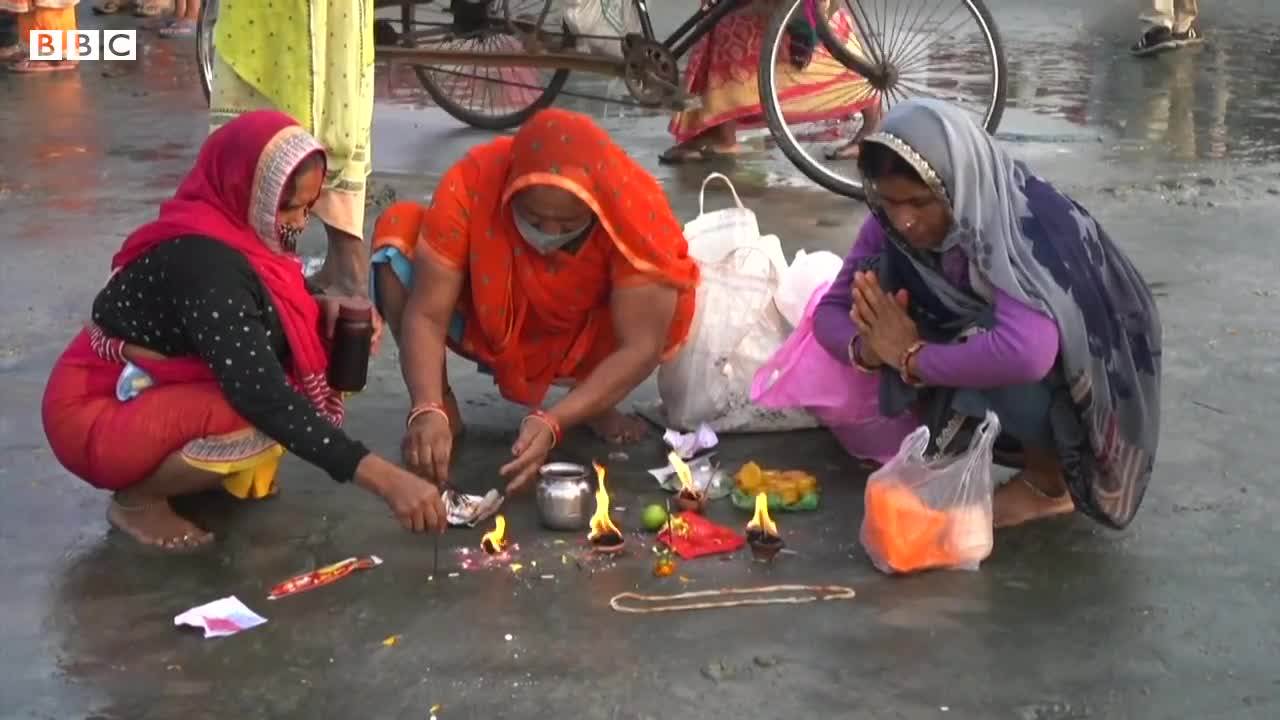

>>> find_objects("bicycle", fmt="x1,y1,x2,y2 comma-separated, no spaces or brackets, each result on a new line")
198,0,1006,199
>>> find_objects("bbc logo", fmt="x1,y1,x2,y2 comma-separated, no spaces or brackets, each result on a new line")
29,30,137,61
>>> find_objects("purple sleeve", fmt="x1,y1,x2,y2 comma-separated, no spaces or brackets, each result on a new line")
813,218,887,363
913,288,1060,388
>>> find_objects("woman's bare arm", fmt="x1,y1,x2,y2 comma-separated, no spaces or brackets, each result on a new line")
544,283,678,427
398,249,465,410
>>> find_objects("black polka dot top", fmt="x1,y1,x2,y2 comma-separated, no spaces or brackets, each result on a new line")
91,236,370,482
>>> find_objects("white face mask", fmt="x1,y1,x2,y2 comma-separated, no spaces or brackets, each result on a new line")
513,207,593,255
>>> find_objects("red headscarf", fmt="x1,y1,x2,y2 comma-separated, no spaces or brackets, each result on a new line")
110,110,343,424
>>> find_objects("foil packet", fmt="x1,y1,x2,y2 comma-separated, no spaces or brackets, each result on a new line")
268,555,382,600
116,362,155,402
445,488,504,527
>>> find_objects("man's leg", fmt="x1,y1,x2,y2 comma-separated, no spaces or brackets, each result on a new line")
1133,0,1201,55
317,223,370,297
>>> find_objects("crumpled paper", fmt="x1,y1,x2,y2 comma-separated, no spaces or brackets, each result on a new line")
174,596,267,638
663,423,719,460
445,489,504,527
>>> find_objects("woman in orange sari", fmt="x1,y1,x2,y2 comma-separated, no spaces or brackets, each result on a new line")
372,109,700,493
1,0,79,73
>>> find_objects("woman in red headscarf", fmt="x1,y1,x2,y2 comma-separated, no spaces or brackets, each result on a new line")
41,110,445,552
371,109,700,493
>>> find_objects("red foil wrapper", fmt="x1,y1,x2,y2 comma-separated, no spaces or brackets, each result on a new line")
268,555,383,600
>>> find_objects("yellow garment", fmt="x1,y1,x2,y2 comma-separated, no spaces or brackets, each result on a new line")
183,442,285,500
210,0,375,239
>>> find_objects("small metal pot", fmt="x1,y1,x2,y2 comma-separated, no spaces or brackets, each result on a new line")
536,462,593,531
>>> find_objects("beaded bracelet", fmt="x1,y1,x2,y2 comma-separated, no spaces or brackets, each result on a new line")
522,410,563,448
406,402,450,431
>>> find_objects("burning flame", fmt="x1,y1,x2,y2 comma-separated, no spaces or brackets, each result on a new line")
746,492,779,538
587,462,623,542
480,514,507,554
667,451,697,495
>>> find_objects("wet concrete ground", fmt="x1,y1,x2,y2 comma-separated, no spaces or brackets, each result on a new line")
3,1,1280,718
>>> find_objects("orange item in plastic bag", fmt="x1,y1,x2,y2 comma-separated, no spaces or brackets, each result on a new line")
859,412,1000,575
861,483,956,573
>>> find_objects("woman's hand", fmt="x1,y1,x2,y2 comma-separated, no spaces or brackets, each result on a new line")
402,412,453,485
499,417,556,495
319,296,385,355
852,270,918,370
354,454,447,534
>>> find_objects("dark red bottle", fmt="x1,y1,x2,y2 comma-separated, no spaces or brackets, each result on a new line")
327,298,374,393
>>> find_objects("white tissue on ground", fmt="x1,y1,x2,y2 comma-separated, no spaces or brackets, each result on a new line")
662,423,719,459
174,596,268,638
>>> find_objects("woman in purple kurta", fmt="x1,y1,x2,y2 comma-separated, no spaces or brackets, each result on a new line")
813,99,1162,530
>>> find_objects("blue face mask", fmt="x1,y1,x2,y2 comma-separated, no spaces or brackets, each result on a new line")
513,207,592,255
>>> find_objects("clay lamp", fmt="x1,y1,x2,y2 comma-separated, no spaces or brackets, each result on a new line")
745,492,784,562
480,514,507,556
587,462,627,556
669,451,708,514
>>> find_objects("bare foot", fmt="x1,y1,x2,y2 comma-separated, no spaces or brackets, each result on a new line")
107,494,215,551
702,143,758,159
993,473,1074,528
586,408,650,444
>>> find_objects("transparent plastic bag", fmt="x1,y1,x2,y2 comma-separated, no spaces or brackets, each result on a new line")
859,411,1001,574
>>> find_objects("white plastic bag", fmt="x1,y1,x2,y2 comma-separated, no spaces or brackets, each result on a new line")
682,173,788,272
563,0,642,59
859,411,1001,574
773,249,844,329
656,174,817,433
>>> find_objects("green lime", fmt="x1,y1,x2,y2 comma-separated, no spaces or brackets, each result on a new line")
641,504,668,531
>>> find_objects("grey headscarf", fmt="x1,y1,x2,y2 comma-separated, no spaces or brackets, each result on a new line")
863,99,1163,530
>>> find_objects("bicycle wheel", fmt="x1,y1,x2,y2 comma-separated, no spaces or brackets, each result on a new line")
403,0,571,131
759,0,1007,199
197,0,218,105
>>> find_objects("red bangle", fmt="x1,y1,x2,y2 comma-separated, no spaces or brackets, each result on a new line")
522,410,563,448
899,341,926,387
406,402,449,430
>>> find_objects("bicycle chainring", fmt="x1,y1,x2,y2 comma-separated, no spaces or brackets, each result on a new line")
623,39,679,107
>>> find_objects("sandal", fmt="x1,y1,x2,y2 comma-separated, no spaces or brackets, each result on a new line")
658,145,709,165
825,137,864,161
134,0,172,16
92,0,133,14
157,19,196,38
8,58,78,74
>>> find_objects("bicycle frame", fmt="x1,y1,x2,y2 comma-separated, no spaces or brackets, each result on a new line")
636,0,749,59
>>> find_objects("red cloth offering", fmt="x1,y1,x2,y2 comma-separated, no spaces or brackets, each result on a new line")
657,512,746,559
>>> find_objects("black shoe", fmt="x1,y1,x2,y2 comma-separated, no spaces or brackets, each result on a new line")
1131,25,1177,56
1172,25,1205,47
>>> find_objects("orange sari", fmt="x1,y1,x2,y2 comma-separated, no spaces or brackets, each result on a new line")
380,109,700,407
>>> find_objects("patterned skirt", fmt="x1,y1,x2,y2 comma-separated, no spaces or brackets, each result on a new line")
669,0,877,144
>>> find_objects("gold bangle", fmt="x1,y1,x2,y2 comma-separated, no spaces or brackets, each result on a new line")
406,402,450,430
